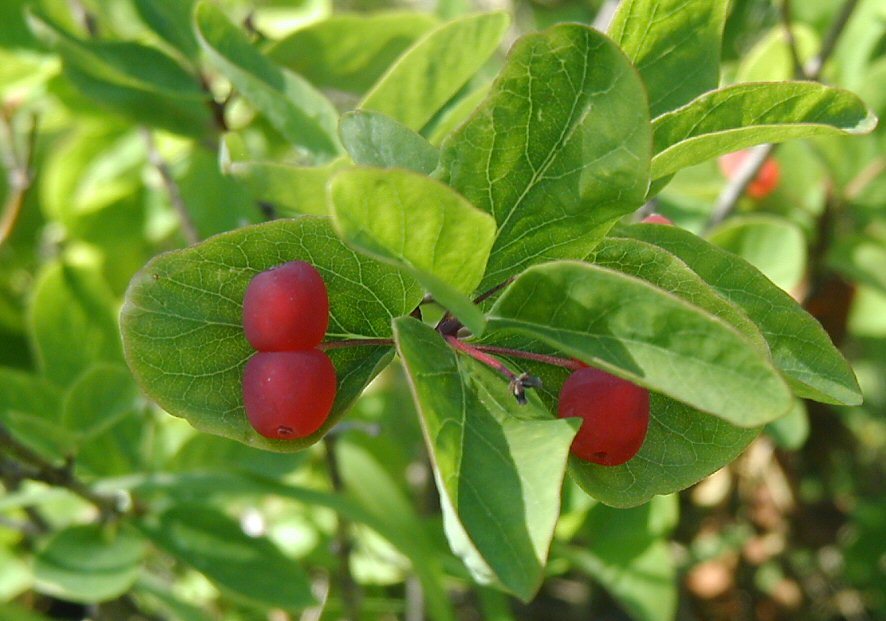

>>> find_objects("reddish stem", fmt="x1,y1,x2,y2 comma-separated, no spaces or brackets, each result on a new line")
445,336,517,381
473,345,584,371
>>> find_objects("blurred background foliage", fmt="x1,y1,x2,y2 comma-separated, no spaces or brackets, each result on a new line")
0,0,883,620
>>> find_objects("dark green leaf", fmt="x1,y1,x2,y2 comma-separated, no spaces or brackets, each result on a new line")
360,12,509,132
34,524,146,603
395,317,578,600
266,12,438,95
0,369,68,458
120,217,422,451
569,394,759,507
438,24,651,290
133,0,199,59
609,0,728,117
138,505,314,611
194,2,341,158
487,261,793,426
765,399,809,450
651,82,877,179
619,224,862,405
339,111,439,174
330,168,494,334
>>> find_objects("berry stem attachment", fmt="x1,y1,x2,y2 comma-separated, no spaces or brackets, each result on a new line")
445,336,542,404
472,345,585,371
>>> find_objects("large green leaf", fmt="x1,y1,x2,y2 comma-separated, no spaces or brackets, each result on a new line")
194,2,341,158
619,224,862,405
569,394,759,507
339,111,439,174
34,524,147,604
29,260,122,387
219,134,347,217
608,0,728,117
120,217,422,451
587,236,769,354
133,0,199,59
330,168,494,335
707,215,807,293
487,261,793,426
266,12,438,95
0,368,68,457
651,82,877,179
61,363,140,443
27,10,212,138
394,317,578,601
138,505,314,611
438,24,651,290
360,12,509,132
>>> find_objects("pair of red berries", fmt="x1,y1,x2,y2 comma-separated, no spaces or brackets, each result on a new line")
242,261,336,439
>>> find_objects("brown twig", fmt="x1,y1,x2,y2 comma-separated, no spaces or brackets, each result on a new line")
141,128,200,245
779,0,805,79
0,423,125,521
805,0,861,80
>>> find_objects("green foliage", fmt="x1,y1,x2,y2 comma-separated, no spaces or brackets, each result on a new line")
1,1,882,619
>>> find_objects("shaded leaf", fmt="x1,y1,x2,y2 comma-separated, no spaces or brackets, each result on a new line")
0,368,68,458
620,224,862,405
651,82,877,179
133,0,199,59
360,12,509,132
62,364,140,443
609,0,728,117
395,317,577,600
438,24,651,290
120,217,422,451
339,111,439,174
330,168,494,334
487,261,793,426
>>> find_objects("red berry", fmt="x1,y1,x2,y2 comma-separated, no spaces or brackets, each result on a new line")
243,261,329,351
243,350,337,439
718,151,781,199
557,366,650,466
641,214,673,225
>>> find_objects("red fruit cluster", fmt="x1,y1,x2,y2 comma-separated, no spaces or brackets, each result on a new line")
241,261,336,439
718,150,781,199
557,366,650,466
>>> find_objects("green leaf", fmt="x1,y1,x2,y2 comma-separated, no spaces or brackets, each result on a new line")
194,2,341,158
487,261,793,426
0,368,68,459
735,24,819,83
220,134,348,217
828,232,886,295
120,217,422,451
394,317,578,600
34,524,147,603
133,0,199,59
138,505,314,611
620,224,862,405
360,12,509,132
765,399,809,450
62,363,139,443
30,260,122,387
569,394,759,507
608,0,728,117
27,10,212,138
707,215,807,293
266,12,438,95
651,82,877,179
426,82,492,146
438,24,652,290
339,111,439,174
587,236,770,354
330,168,494,335
560,497,677,621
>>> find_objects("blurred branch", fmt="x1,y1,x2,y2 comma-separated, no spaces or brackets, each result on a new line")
844,156,886,201
140,128,200,245
0,423,127,521
0,111,37,246
323,435,361,621
805,0,860,80
67,0,98,37
707,144,776,231
779,0,805,78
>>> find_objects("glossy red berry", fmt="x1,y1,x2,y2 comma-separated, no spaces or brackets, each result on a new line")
243,350,337,439
718,150,781,199
557,366,650,466
641,214,673,225
243,261,329,351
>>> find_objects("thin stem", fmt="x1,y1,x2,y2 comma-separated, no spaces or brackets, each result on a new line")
805,0,860,80
779,0,806,78
473,345,584,371
472,277,515,305
446,336,517,381
0,424,125,521
323,436,361,621
707,144,775,231
0,112,37,246
141,128,200,245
